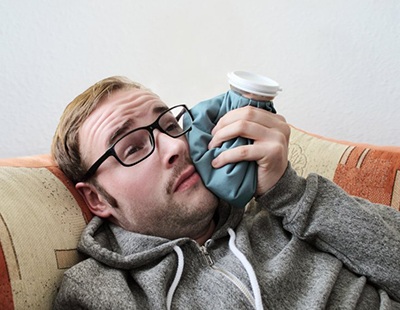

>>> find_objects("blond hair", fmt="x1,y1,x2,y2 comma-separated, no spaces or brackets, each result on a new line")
52,76,145,184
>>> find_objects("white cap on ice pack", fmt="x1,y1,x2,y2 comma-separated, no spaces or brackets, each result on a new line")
227,71,282,98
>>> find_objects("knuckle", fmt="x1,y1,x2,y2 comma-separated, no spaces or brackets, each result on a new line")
276,114,287,123
246,106,258,118
238,146,249,158
270,142,288,159
240,106,256,118
275,122,291,142
237,119,248,131
282,125,291,141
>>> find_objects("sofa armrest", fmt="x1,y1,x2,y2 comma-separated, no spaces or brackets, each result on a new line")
0,155,92,309
289,126,400,210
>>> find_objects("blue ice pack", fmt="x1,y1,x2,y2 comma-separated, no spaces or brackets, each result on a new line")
184,90,276,208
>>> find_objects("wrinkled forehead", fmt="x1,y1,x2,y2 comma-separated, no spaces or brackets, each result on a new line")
79,88,167,163
96,87,164,113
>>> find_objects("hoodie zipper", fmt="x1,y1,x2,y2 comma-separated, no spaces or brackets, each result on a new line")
199,242,257,309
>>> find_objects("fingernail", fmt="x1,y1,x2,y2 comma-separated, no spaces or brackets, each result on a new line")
211,158,219,168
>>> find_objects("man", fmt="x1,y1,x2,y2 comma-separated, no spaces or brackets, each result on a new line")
52,76,400,309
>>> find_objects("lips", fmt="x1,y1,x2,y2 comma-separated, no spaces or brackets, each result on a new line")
173,166,200,193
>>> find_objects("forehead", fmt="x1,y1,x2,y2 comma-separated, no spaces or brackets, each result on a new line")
80,88,167,161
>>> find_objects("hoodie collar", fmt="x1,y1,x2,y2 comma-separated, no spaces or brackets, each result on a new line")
78,201,245,269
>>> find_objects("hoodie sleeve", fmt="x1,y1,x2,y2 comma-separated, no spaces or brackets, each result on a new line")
53,273,87,310
257,165,400,301
53,259,142,310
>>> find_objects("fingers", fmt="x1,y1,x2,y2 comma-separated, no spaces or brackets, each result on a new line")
209,106,290,151
211,106,286,136
210,128,288,168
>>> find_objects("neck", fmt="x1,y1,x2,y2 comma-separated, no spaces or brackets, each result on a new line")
194,220,216,245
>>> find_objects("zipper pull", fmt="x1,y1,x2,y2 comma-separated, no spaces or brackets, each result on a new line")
200,244,214,266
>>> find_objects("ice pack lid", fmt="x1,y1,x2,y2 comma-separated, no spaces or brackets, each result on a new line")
227,71,282,97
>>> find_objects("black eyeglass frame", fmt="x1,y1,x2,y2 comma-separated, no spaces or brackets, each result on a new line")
81,104,193,181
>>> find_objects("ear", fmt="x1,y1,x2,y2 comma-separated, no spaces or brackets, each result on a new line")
75,182,113,218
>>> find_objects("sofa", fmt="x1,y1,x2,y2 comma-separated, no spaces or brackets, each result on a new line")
1,127,400,309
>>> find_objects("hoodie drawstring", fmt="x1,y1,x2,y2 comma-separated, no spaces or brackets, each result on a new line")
166,245,184,310
228,228,264,310
167,231,263,310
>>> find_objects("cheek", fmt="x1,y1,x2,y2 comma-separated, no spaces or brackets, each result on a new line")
119,180,155,204
105,162,163,203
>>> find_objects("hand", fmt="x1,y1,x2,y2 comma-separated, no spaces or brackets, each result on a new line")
208,106,290,196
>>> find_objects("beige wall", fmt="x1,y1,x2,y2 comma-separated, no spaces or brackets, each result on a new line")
1,0,399,157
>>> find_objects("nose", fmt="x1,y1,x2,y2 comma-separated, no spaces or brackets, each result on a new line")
154,130,188,168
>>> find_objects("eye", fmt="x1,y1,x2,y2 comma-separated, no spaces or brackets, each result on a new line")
119,144,143,162
165,121,181,133
115,130,151,163
124,145,142,157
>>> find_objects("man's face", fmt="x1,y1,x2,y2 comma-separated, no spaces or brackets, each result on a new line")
77,88,218,240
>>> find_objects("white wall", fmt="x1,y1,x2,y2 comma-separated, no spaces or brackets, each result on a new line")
1,0,399,157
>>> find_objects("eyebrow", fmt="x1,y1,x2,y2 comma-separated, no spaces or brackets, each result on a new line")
107,119,134,148
107,105,169,147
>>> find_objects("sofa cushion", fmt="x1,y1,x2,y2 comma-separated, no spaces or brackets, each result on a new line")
0,155,92,309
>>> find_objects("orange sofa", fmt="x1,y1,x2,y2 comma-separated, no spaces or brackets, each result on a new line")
1,127,399,309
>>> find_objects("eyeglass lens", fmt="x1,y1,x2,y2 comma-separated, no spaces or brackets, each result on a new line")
114,105,191,165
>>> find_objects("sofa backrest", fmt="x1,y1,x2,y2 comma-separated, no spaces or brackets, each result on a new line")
0,127,399,309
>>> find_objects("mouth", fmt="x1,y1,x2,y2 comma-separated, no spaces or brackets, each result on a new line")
173,165,201,193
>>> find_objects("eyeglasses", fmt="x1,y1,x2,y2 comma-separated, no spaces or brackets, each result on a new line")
81,104,193,181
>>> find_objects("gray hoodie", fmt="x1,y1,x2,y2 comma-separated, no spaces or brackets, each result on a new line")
54,167,400,309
